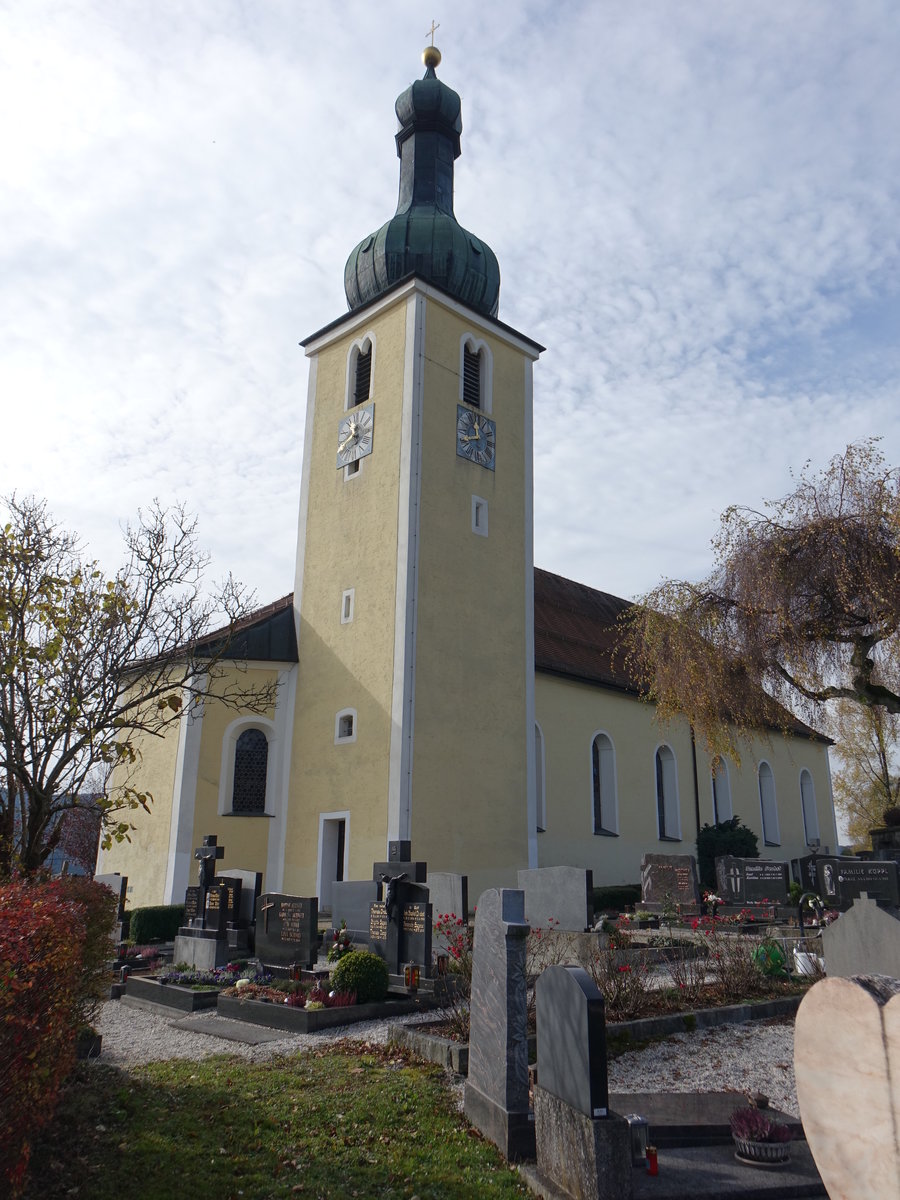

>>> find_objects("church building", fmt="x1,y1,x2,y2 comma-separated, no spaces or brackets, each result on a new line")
97,48,838,911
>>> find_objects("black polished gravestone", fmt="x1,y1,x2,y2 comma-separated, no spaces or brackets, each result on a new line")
255,893,319,970
368,881,432,975
816,857,900,910
205,880,240,935
716,856,790,905
372,838,427,885
794,854,820,895
172,835,235,969
640,853,700,910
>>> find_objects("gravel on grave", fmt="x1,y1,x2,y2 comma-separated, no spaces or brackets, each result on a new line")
97,1002,799,1117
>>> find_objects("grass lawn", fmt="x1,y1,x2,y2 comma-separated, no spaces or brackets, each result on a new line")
24,1041,529,1200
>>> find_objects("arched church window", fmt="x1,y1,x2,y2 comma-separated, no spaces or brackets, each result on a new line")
463,345,482,408
535,723,546,832
758,761,780,846
800,769,819,845
592,733,618,835
346,336,375,410
712,759,733,824
655,745,681,840
231,728,268,815
459,335,493,413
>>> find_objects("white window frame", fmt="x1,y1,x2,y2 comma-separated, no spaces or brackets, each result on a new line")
655,743,681,841
800,768,820,846
345,333,376,411
343,457,363,483
458,333,493,414
340,588,355,625
535,722,547,832
711,758,733,824
316,809,351,911
217,715,276,816
334,707,357,745
758,760,780,846
591,731,619,835
471,495,488,537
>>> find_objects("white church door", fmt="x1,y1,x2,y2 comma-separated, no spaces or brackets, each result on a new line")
317,811,349,913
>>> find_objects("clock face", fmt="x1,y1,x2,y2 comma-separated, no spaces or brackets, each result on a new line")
456,405,496,470
336,403,374,468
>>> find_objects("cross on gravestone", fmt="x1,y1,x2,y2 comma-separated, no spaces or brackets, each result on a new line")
195,835,225,889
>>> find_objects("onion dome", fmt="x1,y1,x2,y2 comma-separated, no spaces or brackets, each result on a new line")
344,46,501,318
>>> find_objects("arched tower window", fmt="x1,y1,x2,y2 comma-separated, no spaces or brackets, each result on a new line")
800,769,819,845
758,761,780,846
535,723,546,833
459,335,493,413
712,759,733,824
655,745,681,840
346,335,375,410
592,733,618,835
231,728,269,815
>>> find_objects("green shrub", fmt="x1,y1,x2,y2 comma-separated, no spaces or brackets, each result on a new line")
592,884,641,913
129,904,185,943
789,881,803,905
329,950,389,1004
696,816,759,889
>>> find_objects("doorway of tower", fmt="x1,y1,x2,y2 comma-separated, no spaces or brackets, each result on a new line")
317,811,349,914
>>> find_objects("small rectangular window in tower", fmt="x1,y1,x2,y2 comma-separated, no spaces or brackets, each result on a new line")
344,458,361,480
463,347,481,409
471,496,488,537
354,348,372,406
341,588,355,624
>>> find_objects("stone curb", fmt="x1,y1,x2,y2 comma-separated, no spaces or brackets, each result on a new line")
390,995,803,1075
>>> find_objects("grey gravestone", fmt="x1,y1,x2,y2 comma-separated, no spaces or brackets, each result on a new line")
823,894,900,979
464,888,534,1161
534,966,632,1200
427,871,469,920
332,879,379,941
94,873,127,920
217,869,262,928
255,893,319,969
716,856,790,905
536,966,608,1118
517,866,594,931
818,858,900,910
640,853,700,908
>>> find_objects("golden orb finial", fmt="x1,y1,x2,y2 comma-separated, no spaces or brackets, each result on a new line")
422,44,441,69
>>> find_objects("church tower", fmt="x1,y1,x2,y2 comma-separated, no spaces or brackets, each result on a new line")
285,45,543,905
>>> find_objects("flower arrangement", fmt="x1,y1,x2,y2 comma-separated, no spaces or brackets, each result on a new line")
730,1106,794,1144
327,920,353,964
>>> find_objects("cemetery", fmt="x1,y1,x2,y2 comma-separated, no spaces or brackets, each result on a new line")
14,831,900,1198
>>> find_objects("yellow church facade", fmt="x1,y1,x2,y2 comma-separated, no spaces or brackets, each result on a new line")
96,51,838,911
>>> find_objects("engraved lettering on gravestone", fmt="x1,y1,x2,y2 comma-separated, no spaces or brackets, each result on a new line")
280,900,305,942
206,889,220,911
369,902,388,940
183,886,201,925
403,906,426,934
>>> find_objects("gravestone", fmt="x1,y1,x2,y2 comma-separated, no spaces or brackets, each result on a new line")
372,837,427,885
255,893,319,970
427,871,469,921
715,856,790,905
533,966,631,1200
817,857,900,910
94,872,127,940
517,866,594,931
464,888,534,1161
217,868,262,929
640,853,700,910
794,854,820,894
823,894,900,979
332,879,379,943
368,879,432,975
795,974,900,1200
172,835,233,969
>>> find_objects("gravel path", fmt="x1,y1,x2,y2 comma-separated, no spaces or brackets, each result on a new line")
97,1002,799,1116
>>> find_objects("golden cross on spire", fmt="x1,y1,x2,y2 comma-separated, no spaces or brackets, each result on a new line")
426,20,440,46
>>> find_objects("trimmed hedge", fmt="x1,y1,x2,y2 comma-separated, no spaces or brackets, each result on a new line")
592,884,641,913
129,903,185,944
330,950,389,1005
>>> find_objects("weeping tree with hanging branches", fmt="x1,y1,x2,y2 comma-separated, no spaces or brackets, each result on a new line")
623,440,900,762
0,495,278,878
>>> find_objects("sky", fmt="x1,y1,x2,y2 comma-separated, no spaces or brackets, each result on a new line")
3,0,900,612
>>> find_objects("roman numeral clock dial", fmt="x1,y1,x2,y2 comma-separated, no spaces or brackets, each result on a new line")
336,403,374,468
456,405,496,470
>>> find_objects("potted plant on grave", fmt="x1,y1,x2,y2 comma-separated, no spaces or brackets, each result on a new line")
634,909,659,929
730,1106,794,1165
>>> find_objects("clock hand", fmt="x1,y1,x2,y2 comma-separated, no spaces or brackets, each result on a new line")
338,425,358,453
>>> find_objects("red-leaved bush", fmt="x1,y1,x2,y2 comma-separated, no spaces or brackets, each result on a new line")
0,877,115,1197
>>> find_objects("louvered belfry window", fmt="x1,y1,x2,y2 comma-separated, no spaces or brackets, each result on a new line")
232,728,268,814
354,347,372,405
463,346,481,408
